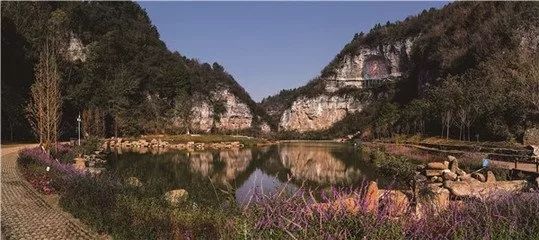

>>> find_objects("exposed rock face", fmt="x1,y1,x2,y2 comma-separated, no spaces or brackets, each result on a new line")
66,35,87,62
276,40,413,133
279,95,362,132
324,39,413,92
190,88,265,132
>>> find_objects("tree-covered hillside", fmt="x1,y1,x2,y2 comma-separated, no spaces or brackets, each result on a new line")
1,1,268,140
262,1,539,141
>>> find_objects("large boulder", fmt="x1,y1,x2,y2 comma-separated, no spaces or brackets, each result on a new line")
418,186,450,212
364,181,379,213
444,180,528,199
523,128,539,145
164,189,189,206
379,190,409,217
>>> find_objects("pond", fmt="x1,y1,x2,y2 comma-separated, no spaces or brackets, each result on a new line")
105,142,381,206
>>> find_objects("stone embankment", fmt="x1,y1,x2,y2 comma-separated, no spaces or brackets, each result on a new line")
313,155,536,218
103,137,245,151
72,137,250,175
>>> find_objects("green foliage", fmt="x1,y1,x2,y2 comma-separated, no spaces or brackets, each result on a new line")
363,147,417,186
1,1,268,139
73,137,102,156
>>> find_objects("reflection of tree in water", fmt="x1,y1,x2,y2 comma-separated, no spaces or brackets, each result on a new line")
106,151,227,206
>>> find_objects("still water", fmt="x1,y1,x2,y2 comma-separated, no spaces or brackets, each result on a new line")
106,142,379,205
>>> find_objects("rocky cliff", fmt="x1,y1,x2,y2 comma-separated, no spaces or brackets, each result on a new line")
279,95,363,132
190,88,270,133
272,39,413,132
324,38,413,92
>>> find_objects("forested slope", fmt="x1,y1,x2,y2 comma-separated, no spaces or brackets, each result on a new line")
262,1,539,141
1,1,270,140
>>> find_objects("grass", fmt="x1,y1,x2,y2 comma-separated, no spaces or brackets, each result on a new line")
243,182,539,240
386,134,525,149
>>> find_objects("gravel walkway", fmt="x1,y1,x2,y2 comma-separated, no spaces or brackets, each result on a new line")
1,145,99,240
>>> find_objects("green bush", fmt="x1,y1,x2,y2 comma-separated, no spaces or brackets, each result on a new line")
74,137,102,156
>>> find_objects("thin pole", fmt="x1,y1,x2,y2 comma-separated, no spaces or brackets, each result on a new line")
77,113,81,146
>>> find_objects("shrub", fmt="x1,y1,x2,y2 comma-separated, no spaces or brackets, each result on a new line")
74,137,102,156
362,147,416,186
60,176,120,233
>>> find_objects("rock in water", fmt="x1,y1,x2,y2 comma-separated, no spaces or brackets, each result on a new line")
486,171,496,183
364,181,378,213
164,189,189,206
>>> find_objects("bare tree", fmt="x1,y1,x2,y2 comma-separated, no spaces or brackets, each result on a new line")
26,42,62,151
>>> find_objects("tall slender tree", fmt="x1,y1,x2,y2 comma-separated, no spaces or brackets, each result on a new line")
26,42,62,150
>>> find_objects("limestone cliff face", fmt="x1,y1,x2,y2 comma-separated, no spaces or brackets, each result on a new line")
277,39,413,132
190,88,269,133
279,95,362,132
325,39,413,92
65,34,87,62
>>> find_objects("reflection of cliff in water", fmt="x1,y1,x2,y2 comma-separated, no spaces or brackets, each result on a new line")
188,149,254,187
278,144,363,185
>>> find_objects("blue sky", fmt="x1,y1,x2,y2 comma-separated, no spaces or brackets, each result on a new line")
138,1,448,101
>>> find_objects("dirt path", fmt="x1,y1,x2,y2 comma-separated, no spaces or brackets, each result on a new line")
1,144,100,239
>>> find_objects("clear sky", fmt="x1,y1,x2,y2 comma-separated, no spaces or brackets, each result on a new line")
138,1,448,101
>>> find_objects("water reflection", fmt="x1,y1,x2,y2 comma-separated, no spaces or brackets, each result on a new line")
107,142,376,204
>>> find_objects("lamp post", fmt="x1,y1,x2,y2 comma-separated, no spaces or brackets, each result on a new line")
77,113,81,146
